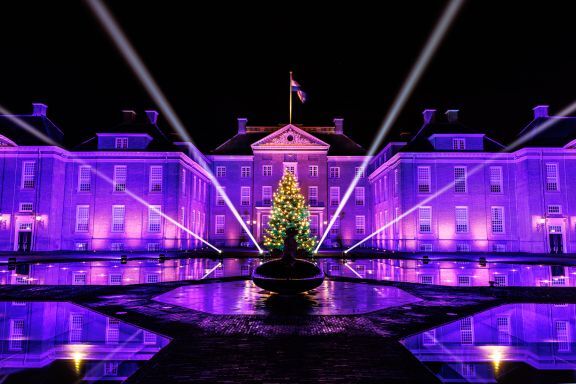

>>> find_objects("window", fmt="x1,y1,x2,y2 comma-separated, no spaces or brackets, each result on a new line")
546,163,559,191
330,216,340,235
104,362,119,376
241,166,251,178
497,316,511,345
455,206,469,233
69,314,84,343
384,175,389,201
355,167,365,178
146,274,160,283
115,137,128,149
489,166,503,193
75,242,88,251
418,207,432,233
75,205,89,232
181,169,186,195
284,163,297,176
240,214,249,234
417,166,431,193
262,186,272,206
216,166,226,178
394,169,399,196
21,161,36,189
355,215,365,235
113,165,127,192
73,273,86,285
419,244,433,252
420,275,434,284
460,317,474,345
106,318,120,344
240,187,251,206
149,166,163,192
111,205,125,232
111,242,124,251
456,243,471,252
9,319,25,351
148,206,162,232
454,167,467,193
309,165,319,177
19,202,33,212
329,167,340,179
491,207,504,233
494,275,507,286
215,215,225,234
422,330,436,346
308,186,318,206
452,138,466,150
147,243,160,252
330,187,340,206
262,165,272,176
355,187,365,206
458,275,472,286
143,331,158,344
310,215,319,236
556,321,570,352
460,364,476,378
493,244,506,252
78,166,91,192
216,187,225,206
548,205,562,214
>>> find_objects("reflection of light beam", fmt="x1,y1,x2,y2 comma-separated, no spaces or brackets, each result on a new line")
315,0,466,253
86,0,263,253
344,262,364,279
201,262,222,279
345,101,576,253
0,107,222,253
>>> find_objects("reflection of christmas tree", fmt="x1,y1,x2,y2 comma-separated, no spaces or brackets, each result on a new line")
263,171,317,254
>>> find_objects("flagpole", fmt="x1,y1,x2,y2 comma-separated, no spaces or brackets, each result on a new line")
289,71,293,124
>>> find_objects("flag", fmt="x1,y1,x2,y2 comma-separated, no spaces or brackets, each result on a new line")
290,76,307,103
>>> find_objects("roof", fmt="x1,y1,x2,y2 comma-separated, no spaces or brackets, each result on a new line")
515,117,576,148
400,120,504,152
211,126,366,156
0,115,64,146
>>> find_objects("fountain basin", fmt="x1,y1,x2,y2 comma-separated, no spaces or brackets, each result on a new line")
252,258,325,294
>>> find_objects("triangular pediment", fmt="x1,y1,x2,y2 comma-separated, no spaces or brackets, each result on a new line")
251,124,330,151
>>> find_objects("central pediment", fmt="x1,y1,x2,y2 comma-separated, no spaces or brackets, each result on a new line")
251,124,330,151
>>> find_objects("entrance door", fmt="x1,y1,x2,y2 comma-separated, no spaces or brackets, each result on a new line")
549,233,563,254
17,231,31,253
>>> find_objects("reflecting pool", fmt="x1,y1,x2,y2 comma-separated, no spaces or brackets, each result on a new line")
0,302,169,383
402,303,576,383
153,280,420,315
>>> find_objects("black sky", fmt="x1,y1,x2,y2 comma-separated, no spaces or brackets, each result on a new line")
2,1,576,151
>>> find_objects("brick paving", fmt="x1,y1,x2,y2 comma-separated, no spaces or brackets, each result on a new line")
1,277,576,383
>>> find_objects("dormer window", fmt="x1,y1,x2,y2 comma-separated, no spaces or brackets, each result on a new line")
115,137,128,149
452,138,466,150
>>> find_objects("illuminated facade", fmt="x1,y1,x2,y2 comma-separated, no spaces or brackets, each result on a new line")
0,103,574,253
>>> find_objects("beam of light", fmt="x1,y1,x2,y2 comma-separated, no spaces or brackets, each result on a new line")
201,262,222,280
343,262,364,279
315,0,466,253
0,107,222,253
86,0,263,253
345,101,576,253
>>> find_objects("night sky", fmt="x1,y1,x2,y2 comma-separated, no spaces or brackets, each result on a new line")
2,1,576,151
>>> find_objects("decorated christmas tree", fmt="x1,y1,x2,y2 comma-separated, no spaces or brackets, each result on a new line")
263,171,317,254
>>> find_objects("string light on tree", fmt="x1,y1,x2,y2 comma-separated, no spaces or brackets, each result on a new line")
263,171,316,254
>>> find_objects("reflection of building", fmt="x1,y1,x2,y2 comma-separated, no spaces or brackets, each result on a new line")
403,303,576,383
0,301,168,381
0,103,575,252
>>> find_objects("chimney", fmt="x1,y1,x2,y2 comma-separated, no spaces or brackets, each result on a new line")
145,110,159,124
122,110,136,124
237,117,248,134
333,118,344,134
533,105,549,119
445,109,459,123
422,109,436,124
32,103,48,117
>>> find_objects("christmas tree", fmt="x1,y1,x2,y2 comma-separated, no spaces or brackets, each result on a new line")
263,171,317,254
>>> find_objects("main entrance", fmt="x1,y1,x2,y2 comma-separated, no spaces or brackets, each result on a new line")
548,224,564,254
15,222,32,253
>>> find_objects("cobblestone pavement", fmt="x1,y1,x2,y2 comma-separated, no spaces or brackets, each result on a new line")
1,277,576,383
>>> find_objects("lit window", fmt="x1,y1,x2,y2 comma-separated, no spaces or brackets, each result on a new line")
330,187,340,206
452,138,466,150
75,242,88,251
240,187,251,206
146,274,160,284
417,166,431,193
111,205,125,232
72,273,86,286
113,165,127,192
262,165,272,176
215,215,225,234
69,314,84,343
355,187,365,206
75,205,90,232
489,166,503,193
241,166,251,178
78,166,91,192
546,163,559,191
355,215,365,235
494,275,507,286
115,137,128,149
418,207,432,233
455,206,469,233
420,275,433,284
460,317,474,345
216,166,226,178
548,205,562,214
309,165,319,177
308,186,318,206
491,207,505,233
454,166,467,193
458,275,472,286
19,202,33,212
149,166,163,192
355,167,365,178
329,167,340,179
21,161,36,189
262,186,272,206
148,205,162,232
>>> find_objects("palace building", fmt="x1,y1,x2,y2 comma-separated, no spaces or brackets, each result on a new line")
0,103,574,254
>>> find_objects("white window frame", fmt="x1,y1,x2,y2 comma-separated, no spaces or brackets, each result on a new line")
355,187,365,206
9,319,25,351
460,317,474,345
78,165,91,192
215,215,225,234
355,215,365,235
240,187,251,206
309,165,319,177
216,187,226,206
308,186,318,206
417,166,431,193
262,186,272,206
149,165,163,192
262,165,272,176
148,205,162,233
452,138,466,150
546,163,559,191
454,166,467,193
21,161,36,189
283,162,297,177
75,205,90,232
489,166,503,193
216,166,226,178
329,167,340,179
355,166,365,178
418,206,432,233
547,204,562,214
241,166,251,178
113,165,127,192
19,202,33,212
455,206,469,233
115,137,128,149
111,205,125,232
491,206,505,234
330,186,340,206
